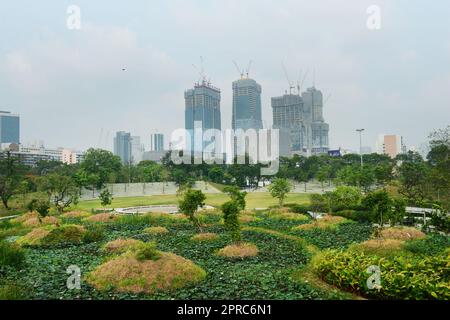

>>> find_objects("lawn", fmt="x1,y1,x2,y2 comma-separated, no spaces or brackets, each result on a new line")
73,192,310,211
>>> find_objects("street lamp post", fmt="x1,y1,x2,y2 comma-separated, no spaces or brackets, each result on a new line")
356,129,365,168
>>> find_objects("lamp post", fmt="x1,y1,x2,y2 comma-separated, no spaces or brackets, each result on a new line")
356,129,365,168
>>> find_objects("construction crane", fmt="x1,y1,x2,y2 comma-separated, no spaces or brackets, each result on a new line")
192,56,208,85
282,62,295,94
232,60,252,79
297,68,309,95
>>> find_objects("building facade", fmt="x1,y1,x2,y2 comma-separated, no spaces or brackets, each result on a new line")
150,133,164,152
232,78,263,131
0,111,20,144
184,80,221,153
130,136,144,164
376,134,405,158
271,86,329,156
113,131,131,164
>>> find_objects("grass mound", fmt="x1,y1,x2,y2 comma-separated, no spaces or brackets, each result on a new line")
351,239,405,257
11,212,39,224
292,215,348,231
191,233,219,242
379,227,426,240
86,252,206,294
217,243,259,258
103,239,143,254
22,216,60,228
239,215,259,223
144,226,169,235
84,213,118,223
62,211,91,218
17,225,86,246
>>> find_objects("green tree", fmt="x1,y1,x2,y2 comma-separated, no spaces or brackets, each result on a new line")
0,152,27,209
80,148,122,189
329,186,362,210
178,188,206,232
38,173,80,213
362,190,405,227
268,178,292,207
222,200,241,243
99,189,113,213
223,185,247,211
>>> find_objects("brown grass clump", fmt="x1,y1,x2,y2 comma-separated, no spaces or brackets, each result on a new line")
352,239,405,257
144,226,169,235
84,213,118,223
16,227,52,246
270,212,309,221
11,212,39,224
22,216,60,228
217,243,259,259
379,227,426,240
191,233,219,242
17,224,86,247
103,239,143,254
292,215,347,231
238,215,258,223
268,207,291,215
62,211,91,218
86,252,206,294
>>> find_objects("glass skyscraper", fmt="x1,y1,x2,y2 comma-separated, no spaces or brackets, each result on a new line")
113,131,131,164
184,80,221,152
232,78,263,130
0,111,20,144
150,133,164,152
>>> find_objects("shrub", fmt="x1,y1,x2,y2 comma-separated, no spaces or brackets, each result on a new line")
144,226,169,235
222,200,241,242
135,242,161,261
288,204,312,214
103,239,143,254
82,225,105,243
329,186,362,210
332,209,372,222
313,249,449,299
309,194,330,213
41,225,85,245
0,241,25,268
0,281,30,299
403,234,450,256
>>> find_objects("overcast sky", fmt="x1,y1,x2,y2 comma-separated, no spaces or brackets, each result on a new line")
0,0,449,153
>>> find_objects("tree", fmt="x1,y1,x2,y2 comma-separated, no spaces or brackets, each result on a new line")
222,201,241,242
223,185,247,211
362,190,405,228
80,148,122,189
317,165,331,191
178,188,206,232
38,173,80,213
268,178,292,207
0,152,27,209
398,158,429,205
329,186,362,210
99,189,113,213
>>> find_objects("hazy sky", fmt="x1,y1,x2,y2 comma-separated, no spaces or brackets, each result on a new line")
0,0,449,152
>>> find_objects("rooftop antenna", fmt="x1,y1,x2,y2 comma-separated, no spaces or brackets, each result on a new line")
298,68,309,95
282,62,295,94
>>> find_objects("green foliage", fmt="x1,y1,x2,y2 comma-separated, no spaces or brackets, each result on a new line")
309,193,329,213
0,240,25,269
0,281,30,300
332,209,372,223
81,225,105,243
135,242,161,261
223,185,247,210
34,199,51,219
41,225,85,246
80,148,122,189
268,178,292,207
37,173,80,213
0,151,27,209
313,249,449,300
328,186,362,211
404,234,450,256
361,190,405,225
178,188,206,231
99,189,113,209
222,201,241,242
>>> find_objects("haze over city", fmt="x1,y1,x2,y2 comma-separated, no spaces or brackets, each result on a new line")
1,0,449,152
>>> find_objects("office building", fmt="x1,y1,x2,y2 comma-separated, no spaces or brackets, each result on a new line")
185,80,221,153
130,136,144,164
113,131,131,164
0,111,20,144
271,86,329,156
232,78,263,130
150,133,164,152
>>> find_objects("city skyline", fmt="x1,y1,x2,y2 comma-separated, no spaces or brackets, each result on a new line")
1,1,449,153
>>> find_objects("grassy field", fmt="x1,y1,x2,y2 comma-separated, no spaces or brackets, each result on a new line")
73,192,310,211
